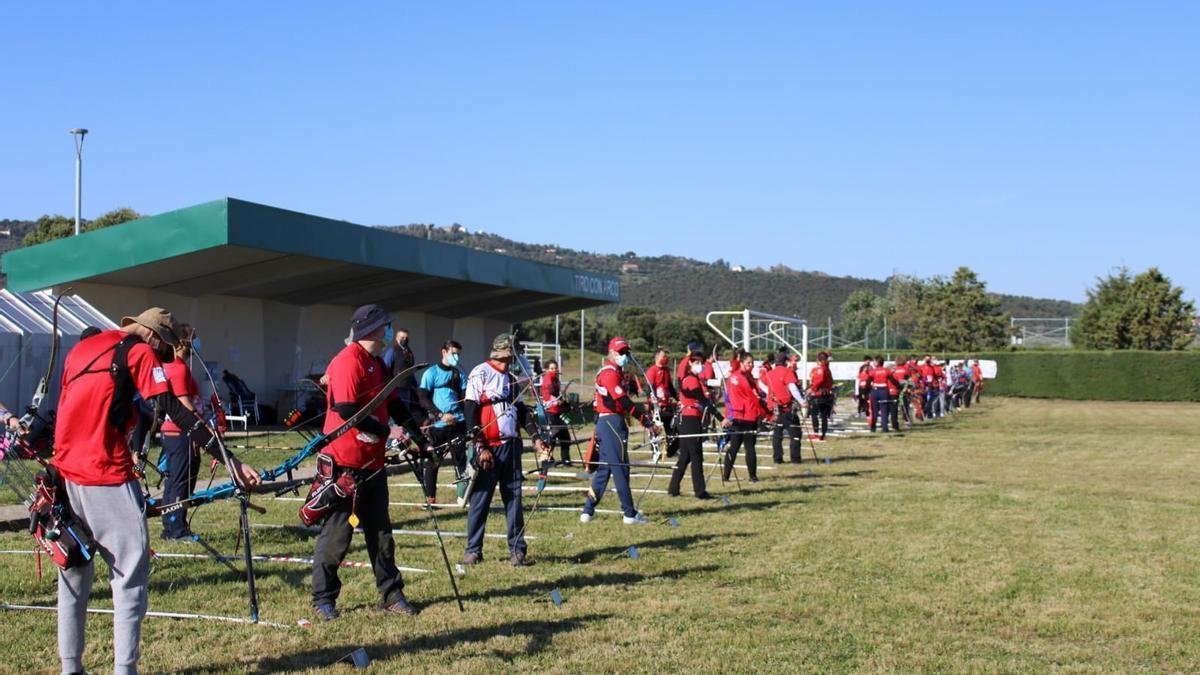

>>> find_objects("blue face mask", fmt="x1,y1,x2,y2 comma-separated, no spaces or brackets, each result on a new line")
383,325,395,344
615,353,628,367
446,352,460,367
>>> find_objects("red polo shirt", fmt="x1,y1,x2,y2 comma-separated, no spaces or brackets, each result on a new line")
323,342,389,470
53,330,171,486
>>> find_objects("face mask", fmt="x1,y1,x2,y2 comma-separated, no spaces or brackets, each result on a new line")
446,352,460,367
614,353,628,368
657,357,668,366
690,363,704,375
191,337,202,353
383,325,395,344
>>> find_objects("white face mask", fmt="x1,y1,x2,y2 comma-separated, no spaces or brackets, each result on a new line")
690,363,704,375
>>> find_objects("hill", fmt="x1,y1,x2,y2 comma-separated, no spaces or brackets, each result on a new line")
0,215,1078,319
384,224,1079,319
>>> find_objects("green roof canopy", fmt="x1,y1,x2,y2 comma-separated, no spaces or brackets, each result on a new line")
2,198,619,321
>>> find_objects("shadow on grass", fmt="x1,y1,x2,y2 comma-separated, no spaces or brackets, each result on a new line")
419,564,722,607
544,533,750,565
177,613,615,674
658,499,787,519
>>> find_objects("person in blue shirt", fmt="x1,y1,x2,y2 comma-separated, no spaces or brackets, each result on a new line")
416,340,467,504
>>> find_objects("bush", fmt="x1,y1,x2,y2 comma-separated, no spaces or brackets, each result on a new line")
980,351,1200,401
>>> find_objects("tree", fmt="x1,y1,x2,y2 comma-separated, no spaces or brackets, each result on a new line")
22,207,143,246
839,289,885,342
1074,267,1194,350
909,267,1009,352
651,312,710,353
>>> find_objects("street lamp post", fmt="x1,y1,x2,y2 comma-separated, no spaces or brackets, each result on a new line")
69,128,88,235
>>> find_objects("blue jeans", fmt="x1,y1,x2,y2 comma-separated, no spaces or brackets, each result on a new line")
465,438,525,556
584,415,636,518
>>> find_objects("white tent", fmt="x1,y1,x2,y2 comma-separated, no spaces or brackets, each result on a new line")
0,289,118,414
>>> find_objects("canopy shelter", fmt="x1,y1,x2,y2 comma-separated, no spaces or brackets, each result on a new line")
1,199,619,419
2,198,619,321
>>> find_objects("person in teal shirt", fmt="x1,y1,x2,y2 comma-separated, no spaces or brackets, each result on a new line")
416,340,467,504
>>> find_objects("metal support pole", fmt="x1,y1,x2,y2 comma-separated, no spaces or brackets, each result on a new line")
70,128,88,236
554,314,560,363
742,308,751,353
579,310,585,383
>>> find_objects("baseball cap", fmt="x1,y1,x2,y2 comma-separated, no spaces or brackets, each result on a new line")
490,333,514,359
608,336,629,353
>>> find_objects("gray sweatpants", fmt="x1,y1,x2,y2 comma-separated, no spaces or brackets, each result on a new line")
58,479,149,675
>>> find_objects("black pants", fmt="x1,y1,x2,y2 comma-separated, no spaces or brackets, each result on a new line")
772,410,802,462
809,394,832,439
857,391,869,416
668,415,706,497
422,422,466,500
723,420,758,480
889,395,900,431
160,433,200,538
546,412,572,462
870,389,891,432
312,469,404,608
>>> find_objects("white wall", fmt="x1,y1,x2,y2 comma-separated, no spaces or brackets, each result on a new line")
70,282,526,417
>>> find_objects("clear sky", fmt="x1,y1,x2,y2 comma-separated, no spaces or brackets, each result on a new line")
2,2,1196,303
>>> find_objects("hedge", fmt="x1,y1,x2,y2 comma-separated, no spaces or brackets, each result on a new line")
980,351,1200,401
821,349,1200,401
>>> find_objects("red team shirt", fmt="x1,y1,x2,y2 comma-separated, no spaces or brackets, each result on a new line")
53,330,171,486
323,342,389,470
540,370,562,414
645,363,675,411
766,365,800,408
869,366,895,389
890,363,911,396
725,366,765,422
809,364,833,395
678,371,708,418
594,363,635,416
160,359,200,434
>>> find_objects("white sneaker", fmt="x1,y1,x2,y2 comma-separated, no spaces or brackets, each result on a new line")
623,512,649,525
579,513,593,523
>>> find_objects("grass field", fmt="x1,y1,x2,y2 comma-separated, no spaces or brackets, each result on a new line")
1,398,1198,673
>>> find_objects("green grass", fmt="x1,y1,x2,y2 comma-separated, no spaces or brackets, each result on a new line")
1,398,1199,672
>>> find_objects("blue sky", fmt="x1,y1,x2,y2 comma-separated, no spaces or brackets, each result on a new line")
2,2,1196,303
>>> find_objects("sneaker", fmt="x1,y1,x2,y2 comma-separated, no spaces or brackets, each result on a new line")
426,496,437,505
382,594,419,616
510,551,526,567
314,602,339,621
456,495,466,507
695,492,714,500
623,512,649,525
561,459,574,467
749,476,760,483
579,512,594,523
461,551,483,565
